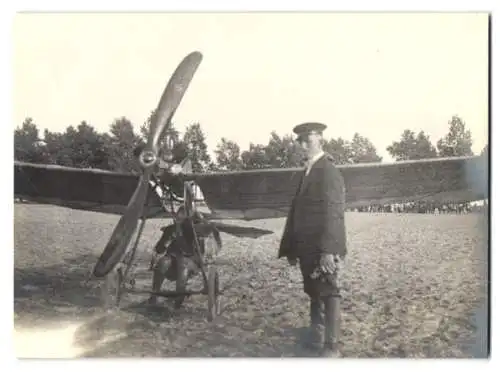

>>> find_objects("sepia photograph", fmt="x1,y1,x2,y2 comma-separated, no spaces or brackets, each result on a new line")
12,10,490,360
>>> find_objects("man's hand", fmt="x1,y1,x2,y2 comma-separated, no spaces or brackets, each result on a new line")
287,257,298,266
319,253,338,274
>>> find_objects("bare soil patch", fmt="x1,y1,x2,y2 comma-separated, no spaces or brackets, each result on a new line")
14,205,488,357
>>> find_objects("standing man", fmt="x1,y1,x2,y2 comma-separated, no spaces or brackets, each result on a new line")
278,122,347,357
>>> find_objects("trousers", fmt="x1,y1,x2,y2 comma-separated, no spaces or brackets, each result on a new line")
300,255,342,350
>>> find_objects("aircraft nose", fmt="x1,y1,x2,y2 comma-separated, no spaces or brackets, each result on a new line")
139,150,158,169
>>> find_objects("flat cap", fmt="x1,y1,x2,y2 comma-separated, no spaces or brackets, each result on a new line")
293,122,327,136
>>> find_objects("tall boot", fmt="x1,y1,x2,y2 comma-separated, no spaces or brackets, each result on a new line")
305,297,324,349
320,295,341,357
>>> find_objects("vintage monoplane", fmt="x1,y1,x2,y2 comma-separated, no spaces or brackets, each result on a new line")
14,51,488,321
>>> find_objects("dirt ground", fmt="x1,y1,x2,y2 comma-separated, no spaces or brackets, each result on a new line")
13,204,489,358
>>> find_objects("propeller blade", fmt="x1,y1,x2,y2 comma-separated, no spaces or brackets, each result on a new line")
92,174,151,277
139,51,203,169
93,51,204,278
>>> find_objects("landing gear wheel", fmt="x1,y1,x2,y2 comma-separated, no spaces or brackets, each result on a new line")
207,266,221,322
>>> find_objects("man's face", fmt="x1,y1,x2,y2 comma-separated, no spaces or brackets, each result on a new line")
297,132,322,153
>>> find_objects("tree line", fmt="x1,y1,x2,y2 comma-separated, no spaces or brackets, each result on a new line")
14,113,483,171
14,112,487,212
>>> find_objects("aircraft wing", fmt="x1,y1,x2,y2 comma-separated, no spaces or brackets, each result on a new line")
15,155,488,221
185,155,488,220
14,161,172,219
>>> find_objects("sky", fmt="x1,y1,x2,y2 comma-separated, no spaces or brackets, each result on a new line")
13,12,489,162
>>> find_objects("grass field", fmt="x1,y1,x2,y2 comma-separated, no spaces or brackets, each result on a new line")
13,204,489,358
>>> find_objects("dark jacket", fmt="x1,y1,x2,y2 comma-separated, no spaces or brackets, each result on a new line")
278,153,347,259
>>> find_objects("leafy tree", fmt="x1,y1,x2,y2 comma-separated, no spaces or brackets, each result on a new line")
241,143,271,170
214,138,244,171
44,122,110,169
322,137,352,164
349,133,382,163
105,117,143,172
437,115,474,157
14,117,47,163
72,121,109,168
414,131,438,159
43,129,69,165
264,132,304,168
387,129,437,161
182,123,213,172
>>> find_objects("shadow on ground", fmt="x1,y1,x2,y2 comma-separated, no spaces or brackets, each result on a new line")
14,253,105,327
74,308,320,358
14,254,318,357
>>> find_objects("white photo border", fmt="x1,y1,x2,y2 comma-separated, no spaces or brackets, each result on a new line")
1,1,496,371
